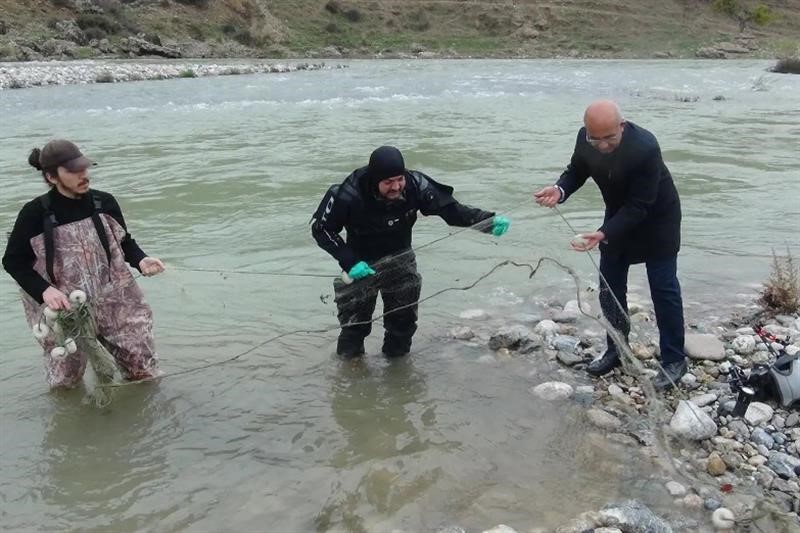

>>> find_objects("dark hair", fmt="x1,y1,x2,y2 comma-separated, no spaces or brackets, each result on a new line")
28,147,57,184
28,148,42,171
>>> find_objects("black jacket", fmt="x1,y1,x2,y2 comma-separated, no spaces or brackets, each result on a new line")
312,168,494,271
556,122,681,262
2,188,146,303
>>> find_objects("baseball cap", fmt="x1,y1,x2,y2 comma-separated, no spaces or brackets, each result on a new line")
39,139,94,171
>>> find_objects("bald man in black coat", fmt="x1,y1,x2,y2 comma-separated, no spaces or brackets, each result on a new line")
535,100,687,390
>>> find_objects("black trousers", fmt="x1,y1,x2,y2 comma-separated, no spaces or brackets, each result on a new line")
334,255,422,357
599,252,686,364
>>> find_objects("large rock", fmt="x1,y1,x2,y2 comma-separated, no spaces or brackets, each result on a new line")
670,400,717,440
716,42,750,54
74,0,104,14
711,508,736,530
764,324,791,337
744,402,773,426
587,408,623,430
321,45,343,58
55,20,87,45
690,393,717,407
557,350,583,366
459,308,487,320
516,25,539,40
685,334,726,361
481,526,518,533
553,335,580,353
767,451,800,478
88,38,115,54
553,299,591,323
489,325,531,350
555,514,601,533
696,47,726,59
665,481,686,497
728,419,750,438
119,36,181,58
450,326,474,340
531,381,573,401
533,16,549,31
437,526,466,533
732,335,756,355
38,38,78,58
750,427,774,449
631,342,656,360
707,452,727,476
534,319,558,337
597,500,673,533
3,41,44,61
772,477,799,493
518,333,544,354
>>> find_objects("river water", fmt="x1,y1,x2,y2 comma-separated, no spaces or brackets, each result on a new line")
1,59,798,532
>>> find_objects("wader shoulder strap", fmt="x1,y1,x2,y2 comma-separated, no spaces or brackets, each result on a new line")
89,193,113,273
39,194,58,285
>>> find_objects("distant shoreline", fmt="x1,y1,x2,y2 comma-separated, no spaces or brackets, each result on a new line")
0,60,334,90
1,55,791,91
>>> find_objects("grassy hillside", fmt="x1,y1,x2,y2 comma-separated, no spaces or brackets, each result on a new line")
0,0,798,60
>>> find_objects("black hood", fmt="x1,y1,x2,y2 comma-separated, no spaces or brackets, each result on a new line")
366,146,405,189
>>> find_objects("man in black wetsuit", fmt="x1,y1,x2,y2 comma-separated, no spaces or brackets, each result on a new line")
312,146,510,359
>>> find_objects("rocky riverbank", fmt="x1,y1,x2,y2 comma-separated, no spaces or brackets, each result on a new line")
444,295,800,532
0,60,336,90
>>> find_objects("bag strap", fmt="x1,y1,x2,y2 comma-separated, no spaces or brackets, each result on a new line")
89,192,113,279
38,194,58,285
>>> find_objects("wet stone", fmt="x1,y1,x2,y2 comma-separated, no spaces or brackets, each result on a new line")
711,507,736,530
704,497,722,511
450,326,475,340
732,335,756,355
690,393,717,407
707,452,727,476
665,481,686,497
598,499,673,533
437,526,466,533
744,402,774,426
727,420,750,438
682,493,704,509
488,325,531,350
750,428,774,449
459,309,488,320
557,350,584,366
553,335,580,352
685,333,726,361
670,400,718,440
608,384,624,396
768,451,800,478
531,381,573,401
481,526,518,533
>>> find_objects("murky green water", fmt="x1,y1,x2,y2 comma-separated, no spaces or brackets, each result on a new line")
1,59,798,531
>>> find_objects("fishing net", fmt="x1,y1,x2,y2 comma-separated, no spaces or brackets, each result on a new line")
64,197,797,531
36,292,122,408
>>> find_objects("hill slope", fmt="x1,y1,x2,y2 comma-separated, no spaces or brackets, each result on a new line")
0,0,798,60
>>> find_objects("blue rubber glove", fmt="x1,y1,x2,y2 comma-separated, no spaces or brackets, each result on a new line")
491,215,510,236
348,261,376,280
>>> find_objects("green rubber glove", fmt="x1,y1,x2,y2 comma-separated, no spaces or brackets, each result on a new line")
348,261,376,280
492,215,510,236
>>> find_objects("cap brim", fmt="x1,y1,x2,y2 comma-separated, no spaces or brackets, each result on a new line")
62,156,95,172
